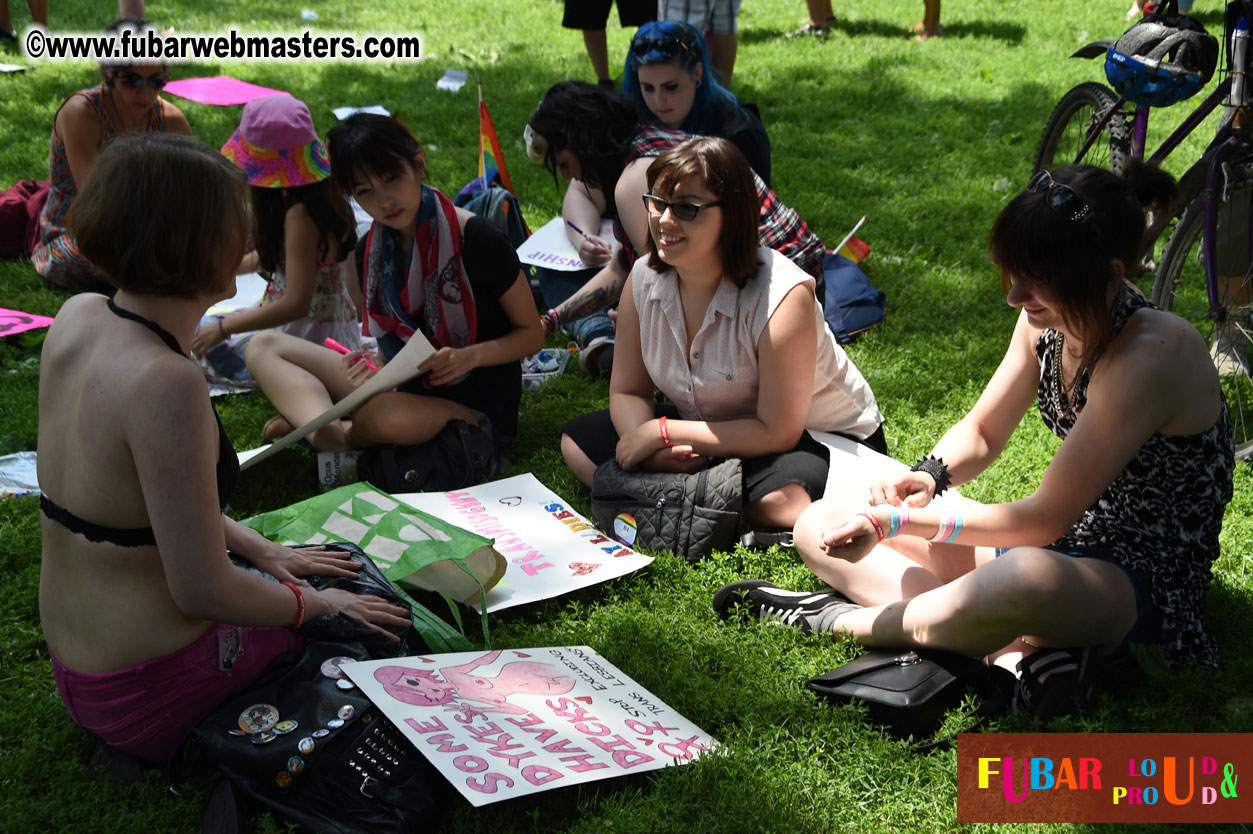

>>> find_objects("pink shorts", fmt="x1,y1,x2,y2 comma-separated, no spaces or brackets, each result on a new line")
51,623,304,765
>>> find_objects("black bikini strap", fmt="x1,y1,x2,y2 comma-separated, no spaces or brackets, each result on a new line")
106,298,185,355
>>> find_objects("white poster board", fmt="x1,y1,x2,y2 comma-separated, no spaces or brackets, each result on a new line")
516,216,617,272
397,473,653,613
809,429,964,506
343,646,716,806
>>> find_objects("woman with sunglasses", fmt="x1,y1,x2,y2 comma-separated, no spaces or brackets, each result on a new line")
717,164,1235,710
526,81,824,373
31,17,192,291
560,137,883,535
623,21,769,186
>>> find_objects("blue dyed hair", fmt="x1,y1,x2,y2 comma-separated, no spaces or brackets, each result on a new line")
622,21,738,136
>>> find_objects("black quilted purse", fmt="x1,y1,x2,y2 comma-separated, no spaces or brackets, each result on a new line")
357,419,502,493
589,458,743,562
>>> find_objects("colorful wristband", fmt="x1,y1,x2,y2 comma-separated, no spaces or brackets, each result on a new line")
929,509,957,543
943,509,964,544
280,581,305,630
899,504,910,536
885,505,900,538
659,415,673,447
859,511,885,542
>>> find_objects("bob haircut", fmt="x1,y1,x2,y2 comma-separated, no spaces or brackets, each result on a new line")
251,180,356,273
989,161,1175,371
644,136,761,288
327,113,423,196
622,21,738,137
527,81,638,200
67,133,247,298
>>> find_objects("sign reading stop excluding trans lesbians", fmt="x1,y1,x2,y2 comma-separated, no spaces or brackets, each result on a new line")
956,733,1250,823
342,646,716,806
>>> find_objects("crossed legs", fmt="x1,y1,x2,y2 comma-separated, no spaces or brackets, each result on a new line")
246,331,478,452
792,496,1139,663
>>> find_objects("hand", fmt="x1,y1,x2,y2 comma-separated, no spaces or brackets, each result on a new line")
240,543,365,586
819,511,883,562
615,420,667,470
419,346,475,387
191,320,226,357
640,445,706,474
342,349,379,387
314,588,412,643
577,235,612,266
870,471,937,508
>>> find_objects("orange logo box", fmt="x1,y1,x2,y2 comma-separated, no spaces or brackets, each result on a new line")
956,733,1252,823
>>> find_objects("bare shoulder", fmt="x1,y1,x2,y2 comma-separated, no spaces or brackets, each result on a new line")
1112,305,1210,372
55,94,102,143
159,99,194,136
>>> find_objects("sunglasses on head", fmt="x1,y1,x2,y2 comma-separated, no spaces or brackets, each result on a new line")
1027,170,1091,223
630,35,696,59
111,69,168,91
642,192,721,221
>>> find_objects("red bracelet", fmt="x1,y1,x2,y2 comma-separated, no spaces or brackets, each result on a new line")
659,415,673,447
280,581,306,629
858,511,885,542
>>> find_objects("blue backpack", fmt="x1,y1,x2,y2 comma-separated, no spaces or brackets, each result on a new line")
821,252,886,344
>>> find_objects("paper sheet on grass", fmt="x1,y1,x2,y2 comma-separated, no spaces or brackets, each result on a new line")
342,645,715,806
0,451,39,498
162,76,288,105
516,216,617,271
397,473,654,613
240,331,435,470
0,307,54,337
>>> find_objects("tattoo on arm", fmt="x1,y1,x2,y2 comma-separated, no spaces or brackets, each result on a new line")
555,270,627,322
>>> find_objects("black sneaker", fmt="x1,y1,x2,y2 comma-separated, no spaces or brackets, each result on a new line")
712,580,861,634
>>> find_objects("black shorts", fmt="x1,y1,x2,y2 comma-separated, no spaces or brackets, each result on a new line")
562,405,887,504
562,0,657,30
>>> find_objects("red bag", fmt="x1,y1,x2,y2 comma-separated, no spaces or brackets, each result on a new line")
0,179,49,260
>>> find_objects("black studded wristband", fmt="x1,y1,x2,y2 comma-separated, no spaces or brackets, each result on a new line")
910,455,952,496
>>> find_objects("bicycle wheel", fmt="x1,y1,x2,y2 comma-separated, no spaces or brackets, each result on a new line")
1152,176,1253,461
1034,82,1133,175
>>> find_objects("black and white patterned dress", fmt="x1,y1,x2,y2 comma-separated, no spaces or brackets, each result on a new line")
1035,285,1234,669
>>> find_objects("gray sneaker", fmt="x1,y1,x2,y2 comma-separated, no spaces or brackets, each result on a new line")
578,335,615,378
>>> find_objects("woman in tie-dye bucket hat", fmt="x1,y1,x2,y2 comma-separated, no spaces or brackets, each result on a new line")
191,94,360,384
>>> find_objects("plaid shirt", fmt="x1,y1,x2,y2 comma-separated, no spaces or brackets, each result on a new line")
615,126,825,278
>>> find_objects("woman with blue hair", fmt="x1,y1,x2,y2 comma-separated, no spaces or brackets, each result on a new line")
622,21,771,187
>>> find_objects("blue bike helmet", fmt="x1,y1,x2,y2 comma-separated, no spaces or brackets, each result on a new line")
1105,14,1218,107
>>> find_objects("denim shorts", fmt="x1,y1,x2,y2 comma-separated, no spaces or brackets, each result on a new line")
993,545,1163,647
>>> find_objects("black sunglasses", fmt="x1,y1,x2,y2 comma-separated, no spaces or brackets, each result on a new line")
1027,170,1091,223
630,35,697,59
111,70,168,91
642,193,721,221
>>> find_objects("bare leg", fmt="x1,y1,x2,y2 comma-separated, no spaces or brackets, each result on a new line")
245,331,359,451
746,482,812,529
348,392,478,447
118,0,144,18
805,0,835,26
582,29,611,84
708,32,737,87
26,0,45,26
0,3,12,34
561,432,597,487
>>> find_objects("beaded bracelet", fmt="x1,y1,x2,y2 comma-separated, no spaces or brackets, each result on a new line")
859,511,885,542
540,308,561,335
910,455,952,496
659,415,673,447
280,581,306,630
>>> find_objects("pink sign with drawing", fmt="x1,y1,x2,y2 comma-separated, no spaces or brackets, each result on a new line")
0,307,54,337
344,646,716,806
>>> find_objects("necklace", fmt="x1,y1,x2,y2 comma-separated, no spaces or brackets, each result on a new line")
1050,330,1084,418
101,83,147,135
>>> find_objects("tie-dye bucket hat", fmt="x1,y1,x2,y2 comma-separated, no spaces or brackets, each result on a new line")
221,94,331,188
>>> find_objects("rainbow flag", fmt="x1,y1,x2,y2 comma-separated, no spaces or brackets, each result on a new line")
478,85,514,194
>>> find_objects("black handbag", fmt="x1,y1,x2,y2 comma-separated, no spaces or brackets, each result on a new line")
590,457,743,562
357,419,502,493
806,648,989,738
179,640,451,834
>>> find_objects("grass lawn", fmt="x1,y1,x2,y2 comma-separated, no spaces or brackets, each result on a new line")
1,0,1251,831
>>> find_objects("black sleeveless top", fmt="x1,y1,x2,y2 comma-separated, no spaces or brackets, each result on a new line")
38,299,240,547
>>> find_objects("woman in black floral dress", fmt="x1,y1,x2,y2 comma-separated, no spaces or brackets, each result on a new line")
717,163,1234,691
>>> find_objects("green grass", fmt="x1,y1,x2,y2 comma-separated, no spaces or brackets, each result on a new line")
2,0,1252,831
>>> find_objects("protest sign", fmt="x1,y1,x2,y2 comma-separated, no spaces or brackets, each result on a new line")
343,646,716,806
516,216,617,272
397,473,654,612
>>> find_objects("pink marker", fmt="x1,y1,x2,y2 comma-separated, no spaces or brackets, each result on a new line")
324,337,379,371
